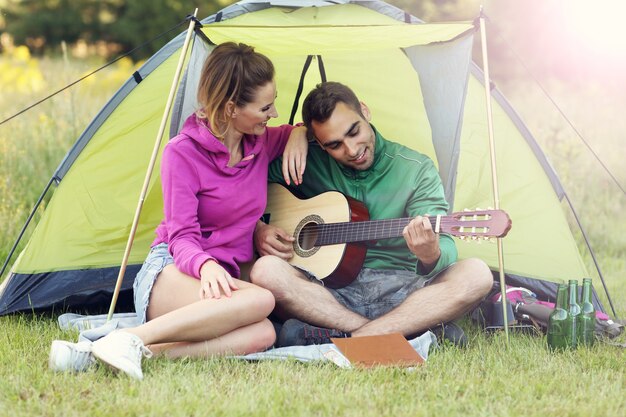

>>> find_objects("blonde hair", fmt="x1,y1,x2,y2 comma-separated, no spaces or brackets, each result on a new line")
196,42,275,139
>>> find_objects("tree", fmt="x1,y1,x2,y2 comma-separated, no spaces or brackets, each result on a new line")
110,0,221,59
4,0,87,53
3,0,223,58
387,0,481,22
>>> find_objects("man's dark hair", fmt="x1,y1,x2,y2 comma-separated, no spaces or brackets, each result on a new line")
302,81,364,141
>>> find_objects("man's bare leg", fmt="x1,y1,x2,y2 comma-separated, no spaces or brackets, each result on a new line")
352,258,493,337
252,256,492,337
249,255,369,332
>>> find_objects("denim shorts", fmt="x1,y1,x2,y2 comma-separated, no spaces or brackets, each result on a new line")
303,268,435,320
132,243,174,324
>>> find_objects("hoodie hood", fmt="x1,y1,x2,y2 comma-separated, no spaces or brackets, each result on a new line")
177,114,264,173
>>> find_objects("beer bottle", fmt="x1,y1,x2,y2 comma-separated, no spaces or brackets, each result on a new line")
547,283,569,350
564,279,581,348
578,278,595,347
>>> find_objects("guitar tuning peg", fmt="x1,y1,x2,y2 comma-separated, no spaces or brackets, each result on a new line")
487,206,494,210
483,236,490,241
471,236,478,241
463,208,471,212
459,235,466,241
475,207,482,211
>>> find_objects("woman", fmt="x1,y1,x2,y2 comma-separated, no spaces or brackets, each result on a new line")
49,42,307,379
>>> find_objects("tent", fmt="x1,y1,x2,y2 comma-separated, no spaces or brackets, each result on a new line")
0,0,610,315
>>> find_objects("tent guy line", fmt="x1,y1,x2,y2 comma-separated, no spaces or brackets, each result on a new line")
489,19,625,197
0,18,191,128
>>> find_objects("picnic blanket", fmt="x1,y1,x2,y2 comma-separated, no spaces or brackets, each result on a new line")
58,313,436,368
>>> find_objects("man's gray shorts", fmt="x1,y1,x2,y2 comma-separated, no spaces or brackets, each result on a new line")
301,268,435,320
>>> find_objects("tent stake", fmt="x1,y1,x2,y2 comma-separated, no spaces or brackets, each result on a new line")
106,9,199,321
479,9,510,344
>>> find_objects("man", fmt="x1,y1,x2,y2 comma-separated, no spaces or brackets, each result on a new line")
251,82,493,347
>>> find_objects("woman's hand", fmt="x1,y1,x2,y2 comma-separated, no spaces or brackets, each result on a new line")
199,260,239,300
282,126,308,185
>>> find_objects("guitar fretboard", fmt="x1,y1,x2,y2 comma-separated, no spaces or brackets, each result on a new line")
311,217,431,246
295,210,509,247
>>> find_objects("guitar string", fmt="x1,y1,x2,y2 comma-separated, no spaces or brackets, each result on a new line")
297,218,494,244
297,219,489,235
297,219,487,236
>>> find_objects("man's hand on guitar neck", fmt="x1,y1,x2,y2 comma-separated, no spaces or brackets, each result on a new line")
254,220,295,260
403,215,441,274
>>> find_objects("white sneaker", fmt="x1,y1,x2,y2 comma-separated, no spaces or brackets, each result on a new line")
49,340,96,372
91,331,152,380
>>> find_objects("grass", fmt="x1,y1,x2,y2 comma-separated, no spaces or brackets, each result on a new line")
1,316,624,417
0,48,624,416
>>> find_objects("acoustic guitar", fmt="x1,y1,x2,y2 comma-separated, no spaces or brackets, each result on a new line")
261,184,512,288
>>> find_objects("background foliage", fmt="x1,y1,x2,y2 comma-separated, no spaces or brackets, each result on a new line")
1,0,229,57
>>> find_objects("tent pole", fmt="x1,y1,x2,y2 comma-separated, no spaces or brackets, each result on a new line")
479,9,510,344
106,9,199,321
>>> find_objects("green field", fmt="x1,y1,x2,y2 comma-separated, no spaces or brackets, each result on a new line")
1,48,624,416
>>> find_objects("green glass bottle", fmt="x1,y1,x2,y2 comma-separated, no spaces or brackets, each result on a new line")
564,279,581,348
547,283,569,350
578,278,595,347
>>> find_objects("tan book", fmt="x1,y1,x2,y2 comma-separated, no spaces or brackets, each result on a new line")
331,333,425,368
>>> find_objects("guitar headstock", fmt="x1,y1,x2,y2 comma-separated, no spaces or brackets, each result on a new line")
440,209,512,239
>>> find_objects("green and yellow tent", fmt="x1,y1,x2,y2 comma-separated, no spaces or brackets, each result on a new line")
0,0,609,315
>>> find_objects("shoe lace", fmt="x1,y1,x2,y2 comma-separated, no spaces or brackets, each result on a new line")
303,326,345,344
68,344,94,368
128,337,153,360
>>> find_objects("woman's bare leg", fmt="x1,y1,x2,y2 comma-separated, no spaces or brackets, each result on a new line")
123,264,276,355
147,319,275,359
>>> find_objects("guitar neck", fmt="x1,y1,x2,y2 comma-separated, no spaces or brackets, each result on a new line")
315,217,424,246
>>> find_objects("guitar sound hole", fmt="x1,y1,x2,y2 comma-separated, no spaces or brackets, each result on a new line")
298,222,319,250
